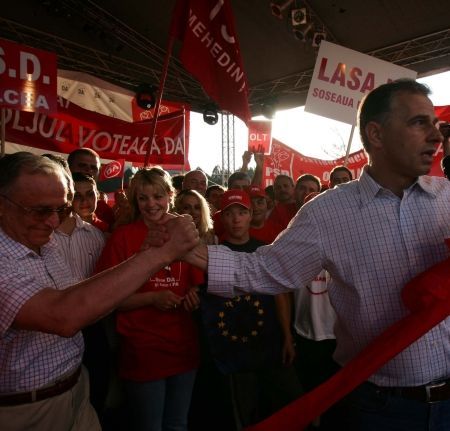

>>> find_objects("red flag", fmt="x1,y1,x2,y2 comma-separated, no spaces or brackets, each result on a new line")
171,0,251,123
98,159,125,182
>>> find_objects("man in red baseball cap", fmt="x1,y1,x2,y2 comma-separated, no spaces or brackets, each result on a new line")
219,189,252,244
200,188,301,428
247,185,283,244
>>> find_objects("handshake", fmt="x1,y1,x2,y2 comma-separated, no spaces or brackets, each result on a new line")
142,213,207,268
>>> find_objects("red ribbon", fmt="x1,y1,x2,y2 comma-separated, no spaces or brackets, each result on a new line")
245,249,450,431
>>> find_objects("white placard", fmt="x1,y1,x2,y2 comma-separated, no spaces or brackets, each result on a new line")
305,41,417,125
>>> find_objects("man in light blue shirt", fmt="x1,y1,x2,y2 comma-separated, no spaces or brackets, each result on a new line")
183,79,450,430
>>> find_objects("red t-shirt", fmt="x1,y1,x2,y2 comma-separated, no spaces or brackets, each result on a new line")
95,219,203,381
249,218,284,244
267,202,298,230
95,200,115,229
91,214,109,233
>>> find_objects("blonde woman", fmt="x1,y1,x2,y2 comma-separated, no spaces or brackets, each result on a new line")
175,189,218,245
96,167,202,431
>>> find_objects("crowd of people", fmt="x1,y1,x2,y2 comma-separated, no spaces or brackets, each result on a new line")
1,78,450,431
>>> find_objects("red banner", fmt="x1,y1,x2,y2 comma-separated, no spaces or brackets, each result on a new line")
436,105,450,122
0,38,57,113
171,0,251,123
131,98,187,122
4,97,189,167
248,120,272,155
263,138,445,187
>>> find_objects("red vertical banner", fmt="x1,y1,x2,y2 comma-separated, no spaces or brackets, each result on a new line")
171,0,251,123
248,120,272,154
0,38,57,113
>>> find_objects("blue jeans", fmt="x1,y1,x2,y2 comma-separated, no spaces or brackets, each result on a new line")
123,370,197,431
330,381,450,431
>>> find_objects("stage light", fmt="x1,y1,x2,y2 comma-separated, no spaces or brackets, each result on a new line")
312,32,327,47
270,0,295,20
135,84,157,110
293,23,314,42
291,8,307,26
203,105,219,125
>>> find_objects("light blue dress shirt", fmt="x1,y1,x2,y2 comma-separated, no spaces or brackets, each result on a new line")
207,167,450,386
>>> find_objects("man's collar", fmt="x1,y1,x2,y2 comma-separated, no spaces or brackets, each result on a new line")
358,166,383,206
0,227,57,259
73,213,94,230
416,176,439,197
359,166,437,207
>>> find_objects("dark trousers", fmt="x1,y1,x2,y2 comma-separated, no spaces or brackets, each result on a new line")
332,381,450,431
294,334,338,392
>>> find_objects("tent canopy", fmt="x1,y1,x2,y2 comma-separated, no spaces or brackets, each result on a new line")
2,0,450,116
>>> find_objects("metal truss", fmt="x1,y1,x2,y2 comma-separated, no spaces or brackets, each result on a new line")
1,12,449,114
249,28,450,107
221,113,236,185
0,15,207,108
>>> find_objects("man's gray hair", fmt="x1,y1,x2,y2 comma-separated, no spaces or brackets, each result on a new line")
0,152,74,198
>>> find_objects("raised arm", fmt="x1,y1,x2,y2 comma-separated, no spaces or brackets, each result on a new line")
13,216,199,337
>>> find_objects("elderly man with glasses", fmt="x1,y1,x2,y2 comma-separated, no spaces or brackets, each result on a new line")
0,152,199,431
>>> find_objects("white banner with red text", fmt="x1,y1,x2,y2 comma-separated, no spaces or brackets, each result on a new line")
305,41,417,125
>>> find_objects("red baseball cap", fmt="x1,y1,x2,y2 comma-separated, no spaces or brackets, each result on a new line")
220,189,251,211
247,185,265,198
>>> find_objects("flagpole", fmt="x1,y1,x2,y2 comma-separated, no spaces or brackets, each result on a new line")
343,124,356,167
121,163,125,190
144,35,176,167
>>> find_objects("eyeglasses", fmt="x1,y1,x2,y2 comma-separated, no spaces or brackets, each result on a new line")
0,194,70,221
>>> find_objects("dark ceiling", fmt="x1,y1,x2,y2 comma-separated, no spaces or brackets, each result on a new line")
2,0,450,116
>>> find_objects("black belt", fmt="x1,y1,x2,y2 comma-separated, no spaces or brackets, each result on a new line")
374,379,450,403
0,366,81,406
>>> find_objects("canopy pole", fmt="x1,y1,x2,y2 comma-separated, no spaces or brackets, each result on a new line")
343,124,356,167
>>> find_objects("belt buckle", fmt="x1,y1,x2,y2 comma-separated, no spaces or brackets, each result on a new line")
425,381,446,403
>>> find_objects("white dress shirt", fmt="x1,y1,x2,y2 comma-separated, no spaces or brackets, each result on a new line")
54,214,105,281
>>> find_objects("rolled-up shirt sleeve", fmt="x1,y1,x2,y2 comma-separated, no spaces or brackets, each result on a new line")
207,207,324,297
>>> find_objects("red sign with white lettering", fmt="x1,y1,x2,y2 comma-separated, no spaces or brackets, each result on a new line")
248,120,272,155
0,38,57,113
4,97,189,167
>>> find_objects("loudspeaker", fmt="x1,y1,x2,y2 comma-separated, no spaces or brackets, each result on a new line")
270,0,295,19
291,8,307,25
312,32,326,47
203,106,219,125
135,84,156,110
293,23,313,42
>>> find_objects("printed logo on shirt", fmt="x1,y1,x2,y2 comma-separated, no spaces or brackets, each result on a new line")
149,262,182,288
